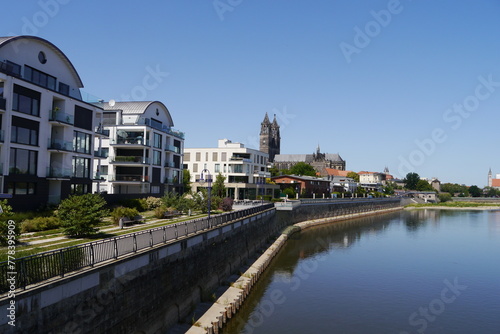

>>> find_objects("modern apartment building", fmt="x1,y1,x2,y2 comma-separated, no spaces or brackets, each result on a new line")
94,101,184,195
0,35,105,210
184,139,279,200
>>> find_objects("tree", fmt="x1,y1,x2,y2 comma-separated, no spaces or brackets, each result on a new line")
404,172,420,190
269,166,280,177
290,162,317,177
0,200,19,246
212,173,226,197
57,194,108,237
182,169,191,194
347,171,360,182
468,185,482,197
416,179,433,191
484,186,500,197
441,183,469,196
438,193,452,203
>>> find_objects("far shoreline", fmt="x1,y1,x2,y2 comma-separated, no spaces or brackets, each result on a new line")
405,205,500,211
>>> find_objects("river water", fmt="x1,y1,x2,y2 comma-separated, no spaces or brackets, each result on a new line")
223,209,500,334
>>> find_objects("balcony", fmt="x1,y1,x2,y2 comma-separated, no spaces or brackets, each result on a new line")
110,137,150,147
93,173,107,181
164,161,175,168
46,167,72,179
109,174,149,182
94,126,110,137
165,145,180,154
94,150,109,159
110,156,150,164
0,60,21,78
48,138,74,152
49,109,74,125
0,97,6,111
164,177,180,184
116,117,185,139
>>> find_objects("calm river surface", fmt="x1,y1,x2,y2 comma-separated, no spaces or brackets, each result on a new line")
224,209,500,334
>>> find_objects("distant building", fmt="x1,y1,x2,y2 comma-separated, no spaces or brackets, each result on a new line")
487,168,500,189
184,139,279,200
430,178,441,192
272,174,330,198
259,113,280,163
273,145,345,176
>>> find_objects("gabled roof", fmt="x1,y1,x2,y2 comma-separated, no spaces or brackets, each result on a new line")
491,179,500,187
325,168,350,177
0,35,84,87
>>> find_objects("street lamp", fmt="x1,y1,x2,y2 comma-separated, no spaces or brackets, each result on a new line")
198,169,213,220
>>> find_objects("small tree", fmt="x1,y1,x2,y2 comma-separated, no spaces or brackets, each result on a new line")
57,194,108,237
182,169,192,194
0,200,19,246
212,173,226,197
468,185,482,197
220,197,233,211
404,172,420,190
347,171,360,182
438,193,452,203
290,162,317,177
416,179,433,191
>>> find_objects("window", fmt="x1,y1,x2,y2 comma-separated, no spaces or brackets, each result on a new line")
221,152,227,161
193,163,198,173
184,152,190,161
12,84,40,116
153,150,161,166
153,133,162,149
214,164,220,173
24,65,56,90
71,183,90,195
58,82,70,96
11,116,39,146
7,182,36,195
72,157,90,178
213,152,218,161
196,152,201,161
73,131,91,154
9,148,37,175
74,105,93,130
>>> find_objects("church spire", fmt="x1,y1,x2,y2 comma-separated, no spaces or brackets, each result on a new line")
262,112,270,125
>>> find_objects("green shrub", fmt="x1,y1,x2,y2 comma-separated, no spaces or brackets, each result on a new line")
145,196,163,210
438,193,452,203
220,197,233,212
121,198,148,212
0,200,19,246
21,216,61,233
111,206,140,225
154,205,167,219
57,194,108,237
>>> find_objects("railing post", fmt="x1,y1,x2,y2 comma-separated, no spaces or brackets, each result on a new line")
133,234,137,252
60,249,65,278
114,238,118,259
163,226,167,243
150,230,153,247
90,243,95,267
175,225,178,239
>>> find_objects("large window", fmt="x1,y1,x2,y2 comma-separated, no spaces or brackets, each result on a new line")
9,148,37,175
72,157,91,178
153,133,162,149
74,105,93,130
7,182,36,195
11,116,39,146
24,65,56,90
71,183,90,195
153,150,161,166
73,131,91,154
12,84,40,116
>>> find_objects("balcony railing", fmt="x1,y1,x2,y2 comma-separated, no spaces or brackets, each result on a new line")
48,138,74,151
93,173,107,181
0,129,4,142
94,150,108,158
164,161,175,168
46,167,72,178
109,175,149,182
165,145,180,153
110,138,150,146
116,117,185,139
94,126,110,137
164,177,180,184
110,156,150,164
0,60,21,77
49,109,74,125
0,97,6,110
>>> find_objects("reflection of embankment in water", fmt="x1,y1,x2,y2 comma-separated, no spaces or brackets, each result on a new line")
221,210,402,334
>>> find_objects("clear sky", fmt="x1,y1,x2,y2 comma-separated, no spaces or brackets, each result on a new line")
3,0,500,186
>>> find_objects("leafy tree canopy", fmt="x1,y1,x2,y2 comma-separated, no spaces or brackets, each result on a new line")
182,169,191,194
212,173,226,197
416,179,434,191
404,172,420,190
290,162,317,177
468,185,482,197
57,194,108,237
347,171,360,182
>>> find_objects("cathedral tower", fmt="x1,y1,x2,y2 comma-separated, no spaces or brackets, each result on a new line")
260,113,280,162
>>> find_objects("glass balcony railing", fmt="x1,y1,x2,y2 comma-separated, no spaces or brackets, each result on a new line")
94,150,109,158
0,97,6,110
115,117,185,139
110,138,150,146
93,173,108,181
164,161,175,168
94,126,110,137
165,145,180,153
110,156,149,164
49,109,74,124
46,167,72,178
48,138,74,151
109,175,149,182
0,129,4,142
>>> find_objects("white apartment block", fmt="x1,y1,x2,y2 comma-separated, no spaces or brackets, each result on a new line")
94,101,184,195
184,139,279,200
0,36,105,210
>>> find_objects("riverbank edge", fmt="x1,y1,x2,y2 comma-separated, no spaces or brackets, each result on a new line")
185,206,403,334
405,206,500,211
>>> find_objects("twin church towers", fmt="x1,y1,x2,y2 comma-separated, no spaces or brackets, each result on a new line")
259,113,280,163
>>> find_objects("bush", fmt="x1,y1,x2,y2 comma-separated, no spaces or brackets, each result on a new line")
21,216,61,233
111,206,140,225
145,196,162,210
0,200,19,246
121,198,148,212
57,194,108,237
438,193,452,203
220,197,233,212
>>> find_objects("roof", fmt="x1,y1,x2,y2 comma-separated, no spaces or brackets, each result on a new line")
102,101,174,126
274,153,344,163
0,35,84,87
491,179,500,187
325,168,350,177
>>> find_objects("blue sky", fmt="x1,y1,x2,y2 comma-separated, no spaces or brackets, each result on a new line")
3,0,500,186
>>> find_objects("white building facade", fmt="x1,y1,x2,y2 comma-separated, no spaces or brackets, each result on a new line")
184,139,279,200
94,101,184,195
0,36,104,210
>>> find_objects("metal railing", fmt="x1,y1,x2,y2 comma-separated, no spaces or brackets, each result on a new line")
49,109,74,125
0,204,275,293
